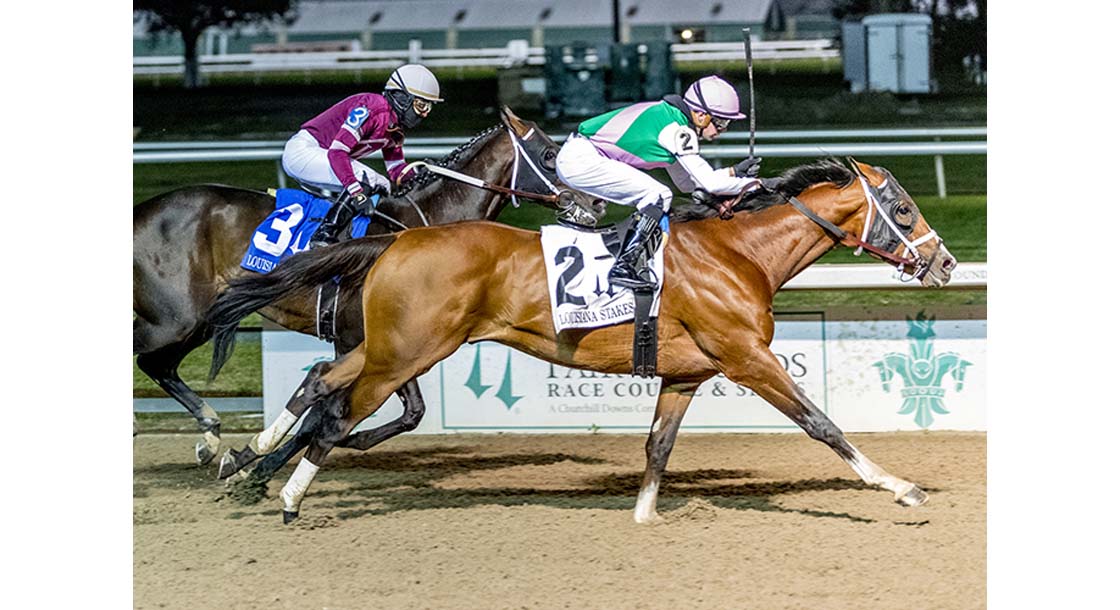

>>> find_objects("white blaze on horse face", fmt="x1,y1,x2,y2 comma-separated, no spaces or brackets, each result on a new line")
280,458,320,513
249,410,298,454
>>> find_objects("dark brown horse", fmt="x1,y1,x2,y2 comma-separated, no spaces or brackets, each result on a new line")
133,107,603,465
207,158,957,523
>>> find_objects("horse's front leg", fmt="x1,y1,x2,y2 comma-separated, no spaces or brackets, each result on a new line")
725,342,928,507
633,381,701,524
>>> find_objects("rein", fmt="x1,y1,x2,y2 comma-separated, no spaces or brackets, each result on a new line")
398,127,563,205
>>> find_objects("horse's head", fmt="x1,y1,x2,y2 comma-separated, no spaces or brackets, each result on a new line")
845,158,957,287
499,106,606,226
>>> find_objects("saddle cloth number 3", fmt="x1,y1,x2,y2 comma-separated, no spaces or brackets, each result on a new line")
252,203,306,256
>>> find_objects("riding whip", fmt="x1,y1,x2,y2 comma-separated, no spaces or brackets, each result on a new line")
741,27,756,159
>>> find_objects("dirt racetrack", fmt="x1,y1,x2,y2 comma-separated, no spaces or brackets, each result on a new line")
134,431,985,609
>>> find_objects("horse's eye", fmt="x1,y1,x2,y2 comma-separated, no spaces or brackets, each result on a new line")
541,149,557,170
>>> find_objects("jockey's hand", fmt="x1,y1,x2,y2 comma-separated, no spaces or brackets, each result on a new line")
349,191,373,215
734,156,762,178
690,189,718,208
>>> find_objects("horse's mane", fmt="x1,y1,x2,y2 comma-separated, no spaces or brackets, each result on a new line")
670,158,855,223
393,125,504,197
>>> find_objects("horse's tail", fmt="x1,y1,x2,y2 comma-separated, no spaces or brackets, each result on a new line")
206,236,397,381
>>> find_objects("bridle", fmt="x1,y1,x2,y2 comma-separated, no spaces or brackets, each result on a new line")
716,162,940,281
398,127,597,226
785,166,941,282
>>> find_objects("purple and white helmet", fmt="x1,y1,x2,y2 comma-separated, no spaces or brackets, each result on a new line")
683,75,746,119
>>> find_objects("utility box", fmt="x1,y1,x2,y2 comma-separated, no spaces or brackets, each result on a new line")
640,42,677,101
609,44,643,102
545,42,676,118
842,13,934,94
544,43,608,118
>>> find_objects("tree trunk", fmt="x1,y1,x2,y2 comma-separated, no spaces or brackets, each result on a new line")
181,29,201,89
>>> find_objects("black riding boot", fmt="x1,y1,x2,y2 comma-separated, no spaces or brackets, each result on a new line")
608,206,665,291
308,194,359,249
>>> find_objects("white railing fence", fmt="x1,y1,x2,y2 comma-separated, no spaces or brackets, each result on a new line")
134,128,986,199
133,39,838,75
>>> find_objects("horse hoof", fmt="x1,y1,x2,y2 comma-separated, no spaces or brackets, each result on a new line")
896,484,929,507
283,510,299,524
196,442,217,466
217,449,239,479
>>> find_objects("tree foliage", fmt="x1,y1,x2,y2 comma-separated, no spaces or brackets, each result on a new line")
134,1,297,88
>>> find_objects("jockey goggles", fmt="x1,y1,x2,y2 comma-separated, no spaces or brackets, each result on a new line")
413,97,433,115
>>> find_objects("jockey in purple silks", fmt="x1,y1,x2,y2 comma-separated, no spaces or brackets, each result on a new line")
281,64,444,247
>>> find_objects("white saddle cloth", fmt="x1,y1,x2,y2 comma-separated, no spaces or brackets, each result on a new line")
540,225,665,333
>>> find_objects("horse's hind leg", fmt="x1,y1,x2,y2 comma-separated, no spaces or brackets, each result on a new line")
335,378,426,450
231,378,426,504
134,336,222,465
278,372,407,523
217,344,366,479
728,345,928,507
633,381,700,524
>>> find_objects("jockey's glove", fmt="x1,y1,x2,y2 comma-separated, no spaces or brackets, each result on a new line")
349,192,373,215
733,156,762,178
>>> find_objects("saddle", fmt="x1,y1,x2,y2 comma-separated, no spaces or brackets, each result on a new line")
553,215,660,379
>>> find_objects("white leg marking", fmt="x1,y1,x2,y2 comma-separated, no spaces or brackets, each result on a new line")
249,410,299,454
280,458,320,513
633,482,662,524
651,417,662,434
844,447,916,500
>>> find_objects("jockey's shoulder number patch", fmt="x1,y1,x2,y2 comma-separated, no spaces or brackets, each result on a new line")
346,106,370,129
660,123,699,157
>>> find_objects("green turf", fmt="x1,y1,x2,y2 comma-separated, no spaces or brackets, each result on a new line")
134,335,262,398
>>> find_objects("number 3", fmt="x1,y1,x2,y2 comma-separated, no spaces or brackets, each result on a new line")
252,204,305,256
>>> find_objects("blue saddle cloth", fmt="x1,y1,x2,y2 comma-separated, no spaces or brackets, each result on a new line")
240,189,375,274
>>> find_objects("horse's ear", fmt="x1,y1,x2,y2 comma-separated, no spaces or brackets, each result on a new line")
846,156,870,179
846,157,885,186
500,105,530,136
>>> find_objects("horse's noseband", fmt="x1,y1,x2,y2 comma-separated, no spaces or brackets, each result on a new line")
854,173,940,281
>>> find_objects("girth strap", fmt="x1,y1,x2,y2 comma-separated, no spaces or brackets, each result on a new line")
631,288,658,378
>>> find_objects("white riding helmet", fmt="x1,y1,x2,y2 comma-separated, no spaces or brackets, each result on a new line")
385,64,444,102
683,75,745,119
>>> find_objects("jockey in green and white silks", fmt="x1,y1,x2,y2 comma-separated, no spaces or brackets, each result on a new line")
556,75,763,291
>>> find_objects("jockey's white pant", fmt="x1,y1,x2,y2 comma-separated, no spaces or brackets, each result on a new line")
555,135,673,213
281,130,391,193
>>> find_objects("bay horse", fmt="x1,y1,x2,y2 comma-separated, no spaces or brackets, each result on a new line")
207,158,957,523
133,107,603,465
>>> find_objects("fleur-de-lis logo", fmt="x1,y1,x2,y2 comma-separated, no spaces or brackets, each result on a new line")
872,311,971,429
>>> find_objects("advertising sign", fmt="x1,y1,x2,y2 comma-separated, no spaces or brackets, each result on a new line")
262,311,985,434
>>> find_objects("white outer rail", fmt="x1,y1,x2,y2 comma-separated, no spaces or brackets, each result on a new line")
783,262,986,290
133,40,838,75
